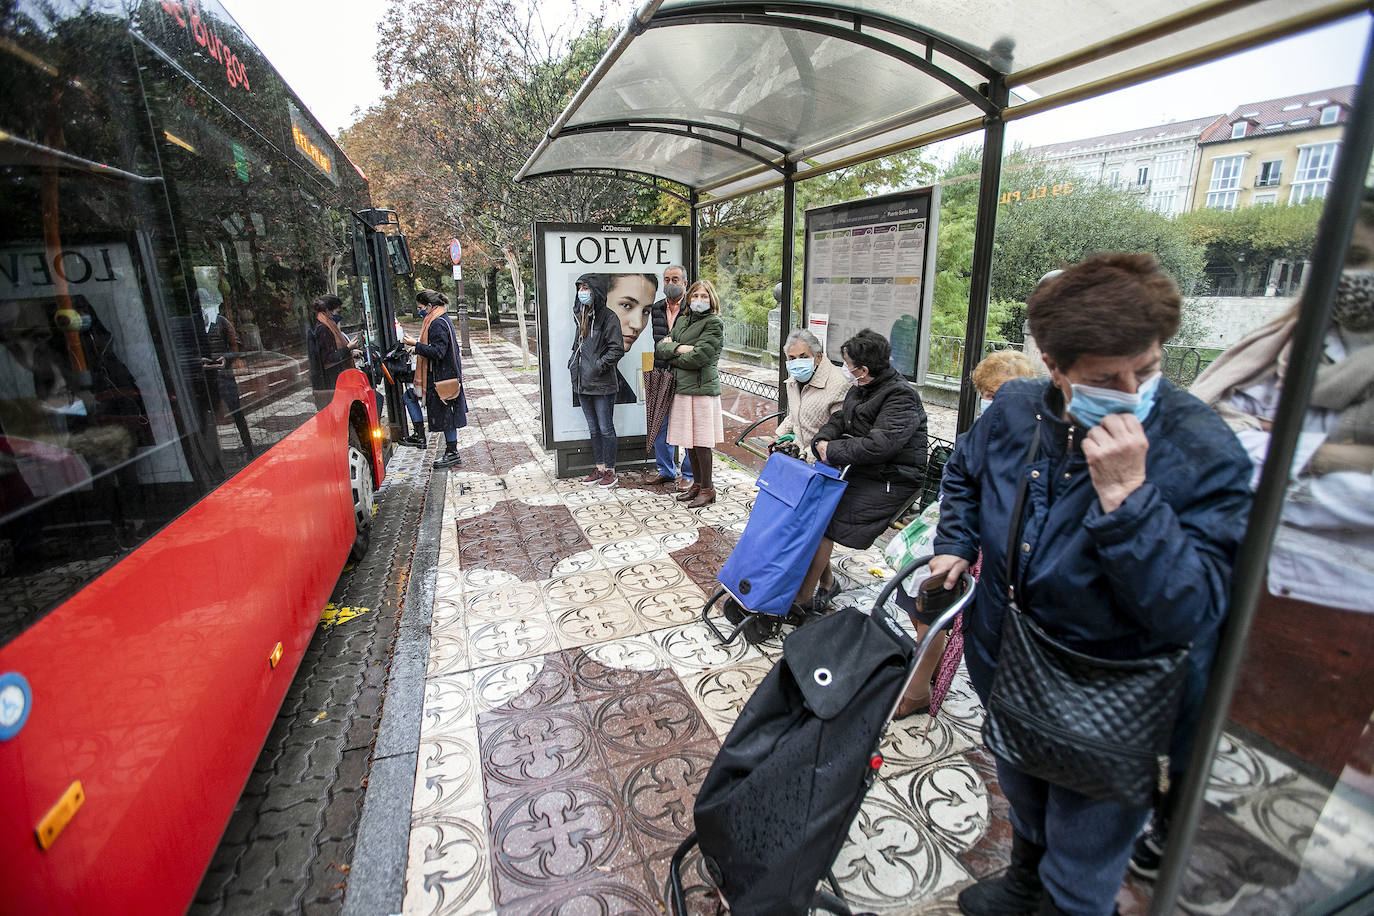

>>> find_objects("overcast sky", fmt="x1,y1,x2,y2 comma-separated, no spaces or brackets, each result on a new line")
222,1,1368,159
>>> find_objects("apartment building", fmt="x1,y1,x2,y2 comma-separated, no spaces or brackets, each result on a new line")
1191,86,1354,211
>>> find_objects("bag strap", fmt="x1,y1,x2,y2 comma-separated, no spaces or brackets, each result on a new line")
445,316,460,378
1003,421,1043,604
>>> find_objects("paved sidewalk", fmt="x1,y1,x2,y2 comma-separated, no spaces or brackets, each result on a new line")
395,340,1000,915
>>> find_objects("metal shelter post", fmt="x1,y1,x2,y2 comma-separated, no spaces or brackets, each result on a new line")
958,77,1009,435
1148,32,1374,915
778,164,797,411
689,189,701,281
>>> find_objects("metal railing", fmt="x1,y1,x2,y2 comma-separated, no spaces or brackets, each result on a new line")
926,335,1024,380
927,335,1217,388
722,317,770,353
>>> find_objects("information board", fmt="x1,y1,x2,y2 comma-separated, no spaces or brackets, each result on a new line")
803,187,940,381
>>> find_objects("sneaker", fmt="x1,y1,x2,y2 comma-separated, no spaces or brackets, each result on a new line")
598,469,618,488
580,470,603,485
1128,814,1167,881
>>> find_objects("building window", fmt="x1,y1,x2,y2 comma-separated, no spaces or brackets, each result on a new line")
1207,155,1245,209
1155,151,1184,182
1136,165,1150,185
1105,167,1121,186
1150,190,1175,213
1290,142,1339,205
1253,193,1278,206
1231,121,1247,139
1321,105,1340,125
1256,160,1282,187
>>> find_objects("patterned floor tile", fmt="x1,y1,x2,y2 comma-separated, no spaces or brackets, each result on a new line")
650,620,760,676
429,628,471,679
583,636,668,672
551,599,642,648
588,680,709,768
878,711,978,774
422,671,478,738
681,659,774,738
404,808,494,916
612,558,691,595
463,584,545,623
542,571,619,608
878,755,989,857
830,777,971,909
479,705,599,794
628,585,708,630
474,657,569,716
414,728,486,816
467,614,558,666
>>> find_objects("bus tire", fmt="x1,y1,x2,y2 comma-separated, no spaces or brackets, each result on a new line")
348,425,374,562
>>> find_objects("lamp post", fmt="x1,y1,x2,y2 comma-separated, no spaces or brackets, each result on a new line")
450,237,471,356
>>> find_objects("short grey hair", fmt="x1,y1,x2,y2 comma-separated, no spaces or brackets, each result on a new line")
784,328,822,354
664,264,687,277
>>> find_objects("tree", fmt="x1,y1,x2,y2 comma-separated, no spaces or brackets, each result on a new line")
350,0,659,366
1177,198,1322,293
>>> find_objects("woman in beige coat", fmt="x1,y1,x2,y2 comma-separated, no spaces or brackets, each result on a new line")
772,328,851,459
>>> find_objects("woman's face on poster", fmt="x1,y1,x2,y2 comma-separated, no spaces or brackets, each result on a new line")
606,274,657,353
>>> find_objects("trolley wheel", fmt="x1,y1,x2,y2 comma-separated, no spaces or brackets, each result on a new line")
741,614,781,645
722,596,745,625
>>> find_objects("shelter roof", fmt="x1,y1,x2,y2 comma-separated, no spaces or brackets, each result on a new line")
518,0,1364,202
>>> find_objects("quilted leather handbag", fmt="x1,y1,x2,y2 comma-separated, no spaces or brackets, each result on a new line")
981,424,1189,809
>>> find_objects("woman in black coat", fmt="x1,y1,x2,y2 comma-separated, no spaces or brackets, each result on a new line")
410,289,467,468
799,328,927,613
568,272,625,487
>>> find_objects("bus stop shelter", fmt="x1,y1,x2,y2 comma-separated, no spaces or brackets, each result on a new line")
517,1,1374,911
518,0,1363,429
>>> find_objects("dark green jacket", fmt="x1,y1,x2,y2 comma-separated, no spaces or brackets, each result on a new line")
655,310,723,396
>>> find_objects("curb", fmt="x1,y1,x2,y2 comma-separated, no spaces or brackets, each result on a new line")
342,460,447,916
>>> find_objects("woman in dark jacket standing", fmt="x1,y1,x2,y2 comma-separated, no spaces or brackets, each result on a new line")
411,289,467,469
656,279,725,507
931,255,1252,916
800,328,926,611
570,273,625,487
308,294,359,409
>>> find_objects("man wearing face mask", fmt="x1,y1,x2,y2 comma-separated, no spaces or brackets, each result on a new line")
930,254,1253,916
644,265,693,486
772,327,851,460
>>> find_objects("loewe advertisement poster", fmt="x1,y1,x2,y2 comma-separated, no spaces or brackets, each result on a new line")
534,222,688,457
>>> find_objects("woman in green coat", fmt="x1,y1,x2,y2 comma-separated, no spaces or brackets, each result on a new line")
656,279,725,507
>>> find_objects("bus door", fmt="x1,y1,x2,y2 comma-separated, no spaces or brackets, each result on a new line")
350,210,411,447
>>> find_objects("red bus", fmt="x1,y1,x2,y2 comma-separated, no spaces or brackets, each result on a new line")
0,3,411,912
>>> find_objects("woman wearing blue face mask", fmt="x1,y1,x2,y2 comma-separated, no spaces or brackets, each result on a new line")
569,273,624,487
931,254,1253,916
771,328,851,461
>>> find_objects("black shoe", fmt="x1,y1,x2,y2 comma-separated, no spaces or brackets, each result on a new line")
957,832,1045,915
1128,813,1167,881
398,435,425,448
434,451,462,468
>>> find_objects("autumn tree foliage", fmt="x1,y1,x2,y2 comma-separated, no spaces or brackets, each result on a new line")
340,0,659,364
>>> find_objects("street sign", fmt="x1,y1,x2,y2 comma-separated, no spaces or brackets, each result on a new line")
452,265,462,280
449,238,462,265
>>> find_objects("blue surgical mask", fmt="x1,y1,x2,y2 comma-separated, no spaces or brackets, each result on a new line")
576,289,591,306
1067,372,1161,428
980,397,993,414
840,364,856,383
786,358,816,383
416,307,428,319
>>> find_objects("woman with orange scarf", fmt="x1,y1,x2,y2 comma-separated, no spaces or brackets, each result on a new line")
409,289,467,468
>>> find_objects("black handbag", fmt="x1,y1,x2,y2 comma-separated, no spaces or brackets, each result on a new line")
981,423,1189,809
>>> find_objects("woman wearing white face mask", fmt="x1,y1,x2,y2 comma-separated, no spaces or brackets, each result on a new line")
931,253,1253,916
772,328,851,460
656,279,725,507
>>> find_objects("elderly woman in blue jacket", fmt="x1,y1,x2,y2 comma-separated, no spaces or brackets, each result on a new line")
930,254,1252,916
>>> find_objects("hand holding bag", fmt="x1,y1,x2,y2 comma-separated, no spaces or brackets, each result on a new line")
981,423,1189,809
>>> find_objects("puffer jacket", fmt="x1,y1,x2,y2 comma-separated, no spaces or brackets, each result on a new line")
934,376,1253,761
811,365,926,485
568,274,624,397
655,309,723,396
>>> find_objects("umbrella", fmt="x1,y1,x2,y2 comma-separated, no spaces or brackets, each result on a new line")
644,367,675,453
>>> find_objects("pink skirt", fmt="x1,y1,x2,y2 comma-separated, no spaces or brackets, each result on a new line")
667,394,723,448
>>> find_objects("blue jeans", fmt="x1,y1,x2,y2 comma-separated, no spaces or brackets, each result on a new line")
652,412,692,479
580,394,617,469
995,757,1151,916
403,385,423,424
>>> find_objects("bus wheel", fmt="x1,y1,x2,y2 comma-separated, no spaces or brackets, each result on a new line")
348,426,374,561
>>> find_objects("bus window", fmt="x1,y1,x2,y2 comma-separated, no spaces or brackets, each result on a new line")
140,50,323,469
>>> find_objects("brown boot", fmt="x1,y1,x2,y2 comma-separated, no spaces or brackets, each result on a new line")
676,484,701,502
687,487,716,508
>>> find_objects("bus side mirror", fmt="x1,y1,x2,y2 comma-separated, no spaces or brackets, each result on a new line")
387,234,414,276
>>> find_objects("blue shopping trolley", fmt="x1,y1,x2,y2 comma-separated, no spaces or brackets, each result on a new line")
703,452,848,645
